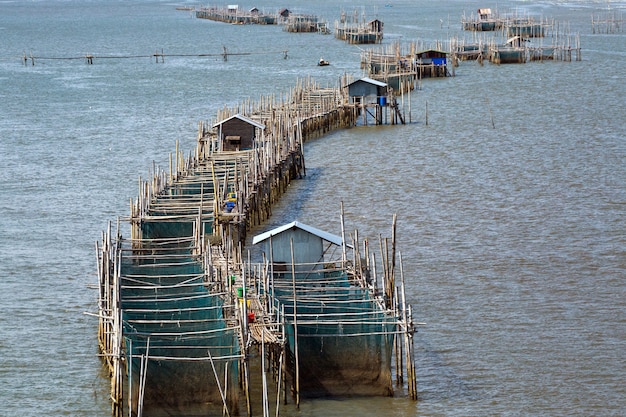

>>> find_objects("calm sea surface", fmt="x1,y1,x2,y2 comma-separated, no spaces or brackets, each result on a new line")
1,0,624,416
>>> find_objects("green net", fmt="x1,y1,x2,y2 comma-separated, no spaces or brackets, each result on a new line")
270,267,396,397
119,238,241,415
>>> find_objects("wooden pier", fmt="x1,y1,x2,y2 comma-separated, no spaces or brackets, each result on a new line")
96,76,416,416
462,8,554,37
19,48,289,66
591,10,624,34
335,9,383,44
461,8,505,32
451,17,582,65
361,41,452,94
283,13,330,34
195,5,278,25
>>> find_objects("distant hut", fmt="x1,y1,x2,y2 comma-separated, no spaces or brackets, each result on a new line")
415,49,449,78
478,8,493,20
368,19,383,34
212,114,265,152
278,8,290,23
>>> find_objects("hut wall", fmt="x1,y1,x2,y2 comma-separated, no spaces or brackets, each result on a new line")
264,229,324,273
348,82,378,98
221,119,255,151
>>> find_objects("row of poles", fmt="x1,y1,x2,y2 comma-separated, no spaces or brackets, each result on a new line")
20,48,289,66
96,75,419,416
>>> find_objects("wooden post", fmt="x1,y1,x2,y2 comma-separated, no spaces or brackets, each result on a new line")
290,238,300,408
340,201,347,264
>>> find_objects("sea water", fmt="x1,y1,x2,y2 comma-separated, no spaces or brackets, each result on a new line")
0,0,624,415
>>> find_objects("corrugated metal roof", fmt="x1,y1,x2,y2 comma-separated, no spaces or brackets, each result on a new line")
415,49,448,55
505,36,527,45
252,221,344,246
346,77,388,88
212,113,266,130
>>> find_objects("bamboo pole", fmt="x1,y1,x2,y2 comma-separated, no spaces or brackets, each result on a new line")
289,238,300,408
137,337,150,417
262,329,269,417
390,213,397,308
128,338,133,416
340,201,347,264
207,349,231,417
275,349,284,417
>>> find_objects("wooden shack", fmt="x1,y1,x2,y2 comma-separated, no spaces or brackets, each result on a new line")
368,19,384,34
213,114,265,151
478,8,493,20
344,77,404,125
345,77,388,106
415,49,449,78
252,221,345,277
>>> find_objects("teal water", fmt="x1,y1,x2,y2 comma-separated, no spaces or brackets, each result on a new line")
1,0,625,415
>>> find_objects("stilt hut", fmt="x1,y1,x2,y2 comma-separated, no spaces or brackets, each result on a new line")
415,49,449,78
462,8,503,31
345,78,400,125
346,77,388,107
253,221,344,274
212,114,265,152
369,19,384,34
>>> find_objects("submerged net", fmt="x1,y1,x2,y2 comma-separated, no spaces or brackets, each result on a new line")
270,267,396,398
119,237,241,415
118,155,253,414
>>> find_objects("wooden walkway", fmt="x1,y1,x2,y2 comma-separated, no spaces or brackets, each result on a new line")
97,76,413,416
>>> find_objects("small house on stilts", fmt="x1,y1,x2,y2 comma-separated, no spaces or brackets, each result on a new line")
415,49,450,78
345,77,405,125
